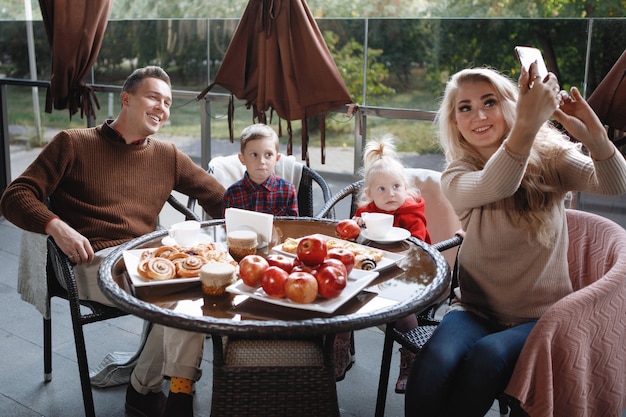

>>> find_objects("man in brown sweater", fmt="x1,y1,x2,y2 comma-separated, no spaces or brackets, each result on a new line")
0,66,223,417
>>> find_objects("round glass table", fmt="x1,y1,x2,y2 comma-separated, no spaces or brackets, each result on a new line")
98,217,450,416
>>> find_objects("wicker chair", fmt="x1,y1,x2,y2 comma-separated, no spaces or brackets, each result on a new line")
315,178,363,220
374,233,464,417
203,154,333,217
41,196,199,417
378,209,626,417
44,236,129,417
506,209,626,417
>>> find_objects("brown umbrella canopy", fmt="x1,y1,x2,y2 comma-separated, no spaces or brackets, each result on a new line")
197,0,354,164
587,49,626,132
39,0,112,119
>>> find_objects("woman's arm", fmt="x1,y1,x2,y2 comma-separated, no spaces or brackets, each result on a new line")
553,86,616,161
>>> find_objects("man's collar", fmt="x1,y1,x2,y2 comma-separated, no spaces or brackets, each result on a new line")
102,120,146,145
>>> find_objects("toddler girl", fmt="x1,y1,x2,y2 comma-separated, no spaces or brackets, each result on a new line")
335,135,431,393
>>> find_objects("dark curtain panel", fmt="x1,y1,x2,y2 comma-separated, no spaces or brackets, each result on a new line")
588,49,626,132
39,0,113,119
198,0,353,164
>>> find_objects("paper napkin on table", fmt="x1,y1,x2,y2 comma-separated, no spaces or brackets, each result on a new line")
225,208,274,245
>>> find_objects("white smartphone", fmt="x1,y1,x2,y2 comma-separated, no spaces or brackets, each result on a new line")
515,46,548,78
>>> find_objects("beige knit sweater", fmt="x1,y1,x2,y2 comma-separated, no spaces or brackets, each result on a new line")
441,144,626,325
0,125,224,252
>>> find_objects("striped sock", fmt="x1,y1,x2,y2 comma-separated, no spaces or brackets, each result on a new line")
169,377,193,395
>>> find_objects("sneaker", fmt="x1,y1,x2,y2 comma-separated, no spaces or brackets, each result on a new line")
334,338,354,382
163,392,194,417
395,347,415,394
125,384,167,417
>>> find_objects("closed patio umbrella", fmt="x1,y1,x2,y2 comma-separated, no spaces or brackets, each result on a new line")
197,0,353,164
587,49,626,133
39,0,112,119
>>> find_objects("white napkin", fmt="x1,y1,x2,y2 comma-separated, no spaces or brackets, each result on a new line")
225,208,274,245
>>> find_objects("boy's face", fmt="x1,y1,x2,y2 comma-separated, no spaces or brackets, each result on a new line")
238,137,281,184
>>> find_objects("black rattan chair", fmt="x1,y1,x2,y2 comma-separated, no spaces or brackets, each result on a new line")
166,194,201,222
374,235,462,417
42,195,199,417
298,165,333,217
315,179,364,219
44,236,129,417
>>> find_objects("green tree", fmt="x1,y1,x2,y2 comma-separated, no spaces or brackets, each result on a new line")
324,31,395,105
431,0,625,17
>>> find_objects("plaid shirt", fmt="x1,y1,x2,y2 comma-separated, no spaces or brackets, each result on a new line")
223,172,298,216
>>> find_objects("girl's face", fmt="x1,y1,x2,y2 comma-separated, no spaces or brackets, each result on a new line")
454,80,508,160
366,171,408,212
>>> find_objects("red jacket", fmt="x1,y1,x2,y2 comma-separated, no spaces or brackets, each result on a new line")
355,197,431,243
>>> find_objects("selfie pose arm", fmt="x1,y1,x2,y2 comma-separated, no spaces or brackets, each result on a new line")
553,86,615,161
505,63,561,156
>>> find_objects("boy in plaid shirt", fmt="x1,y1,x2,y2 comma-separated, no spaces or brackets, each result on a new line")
223,124,298,216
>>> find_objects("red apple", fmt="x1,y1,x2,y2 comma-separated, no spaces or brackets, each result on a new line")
266,253,295,273
314,264,347,299
285,271,319,304
291,263,317,275
238,255,269,287
320,257,348,277
335,219,361,241
261,266,289,298
326,248,355,274
296,236,327,266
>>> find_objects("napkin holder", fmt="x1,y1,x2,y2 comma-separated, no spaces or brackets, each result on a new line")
224,208,274,246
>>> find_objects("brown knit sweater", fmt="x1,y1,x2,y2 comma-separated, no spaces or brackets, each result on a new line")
442,144,626,325
0,125,224,252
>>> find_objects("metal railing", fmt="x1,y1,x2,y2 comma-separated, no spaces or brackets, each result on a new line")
0,77,437,194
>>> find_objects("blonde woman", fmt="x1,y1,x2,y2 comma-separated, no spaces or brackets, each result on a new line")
405,64,626,416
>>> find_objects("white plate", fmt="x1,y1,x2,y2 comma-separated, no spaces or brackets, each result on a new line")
161,233,212,247
123,249,200,287
271,234,405,272
226,268,379,313
361,227,410,244
123,243,230,287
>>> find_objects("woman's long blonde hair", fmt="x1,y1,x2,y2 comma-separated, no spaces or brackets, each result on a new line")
436,68,578,247
357,135,419,206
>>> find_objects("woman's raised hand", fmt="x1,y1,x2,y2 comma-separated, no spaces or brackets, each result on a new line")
553,86,615,160
517,62,561,129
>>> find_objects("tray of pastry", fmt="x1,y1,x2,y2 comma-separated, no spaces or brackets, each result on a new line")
271,234,405,272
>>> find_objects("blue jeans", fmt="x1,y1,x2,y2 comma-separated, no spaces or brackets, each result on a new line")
404,310,536,417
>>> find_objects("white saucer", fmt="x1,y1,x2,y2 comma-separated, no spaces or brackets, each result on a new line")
161,234,212,247
361,227,410,243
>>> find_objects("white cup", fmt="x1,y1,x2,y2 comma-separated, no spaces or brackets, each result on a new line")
362,213,394,239
169,220,201,246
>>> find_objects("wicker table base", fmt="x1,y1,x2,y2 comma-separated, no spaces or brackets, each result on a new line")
210,335,339,417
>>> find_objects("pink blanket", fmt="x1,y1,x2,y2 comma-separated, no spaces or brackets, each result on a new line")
506,210,626,417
